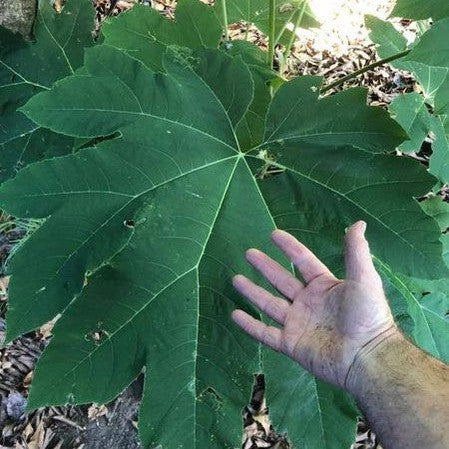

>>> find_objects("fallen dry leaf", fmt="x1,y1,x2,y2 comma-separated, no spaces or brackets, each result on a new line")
87,403,108,421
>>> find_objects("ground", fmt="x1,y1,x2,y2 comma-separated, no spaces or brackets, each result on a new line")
0,0,423,448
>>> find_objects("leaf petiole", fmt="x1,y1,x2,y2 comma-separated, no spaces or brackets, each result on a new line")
267,0,276,69
221,0,229,41
320,49,411,93
280,0,307,74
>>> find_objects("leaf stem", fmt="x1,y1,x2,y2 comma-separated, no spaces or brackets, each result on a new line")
320,49,411,93
280,0,307,74
267,0,276,69
221,0,229,41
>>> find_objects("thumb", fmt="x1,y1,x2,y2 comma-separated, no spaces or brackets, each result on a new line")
344,221,382,287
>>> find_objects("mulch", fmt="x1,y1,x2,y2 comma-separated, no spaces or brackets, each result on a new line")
0,0,422,448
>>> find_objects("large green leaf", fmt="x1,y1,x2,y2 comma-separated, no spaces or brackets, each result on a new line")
0,127,73,183
222,40,278,149
388,94,449,186
190,48,254,127
102,0,222,72
365,15,448,104
421,196,449,231
402,18,449,116
0,0,95,182
367,16,449,185
102,3,276,149
401,196,449,361
365,15,407,60
391,0,449,21
389,93,431,153
264,355,359,449
427,116,449,185
404,18,449,70
1,41,446,448
377,259,449,363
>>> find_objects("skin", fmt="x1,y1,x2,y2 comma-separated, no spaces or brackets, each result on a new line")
232,221,449,449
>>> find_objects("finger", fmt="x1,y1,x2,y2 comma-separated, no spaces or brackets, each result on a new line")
271,230,335,283
345,221,382,287
233,275,289,324
232,309,282,352
245,249,303,299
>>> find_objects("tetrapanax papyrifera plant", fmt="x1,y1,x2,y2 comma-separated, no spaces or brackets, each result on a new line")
1,0,449,448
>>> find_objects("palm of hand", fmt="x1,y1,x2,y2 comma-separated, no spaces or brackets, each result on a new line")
232,222,395,389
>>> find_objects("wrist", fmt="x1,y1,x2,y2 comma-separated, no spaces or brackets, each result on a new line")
344,325,401,396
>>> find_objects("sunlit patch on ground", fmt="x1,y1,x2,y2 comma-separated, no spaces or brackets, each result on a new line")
299,0,405,55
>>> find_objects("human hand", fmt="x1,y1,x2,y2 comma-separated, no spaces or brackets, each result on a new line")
232,221,398,390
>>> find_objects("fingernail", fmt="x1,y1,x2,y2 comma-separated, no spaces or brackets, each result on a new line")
232,274,243,286
360,221,367,234
245,248,258,260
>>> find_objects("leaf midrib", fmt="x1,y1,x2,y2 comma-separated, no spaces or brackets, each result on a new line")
28,106,239,154
249,131,398,155
11,155,238,337
192,159,239,447
39,6,75,74
246,154,433,268
36,159,241,410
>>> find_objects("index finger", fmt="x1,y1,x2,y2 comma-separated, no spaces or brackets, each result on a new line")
271,230,335,283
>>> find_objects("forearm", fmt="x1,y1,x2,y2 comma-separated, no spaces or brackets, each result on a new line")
346,329,449,449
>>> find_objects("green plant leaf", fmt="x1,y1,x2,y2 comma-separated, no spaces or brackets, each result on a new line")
395,196,449,360
1,42,446,449
377,259,449,363
390,100,449,185
367,17,449,185
415,291,449,361
389,93,431,153
421,196,449,231
103,4,273,148
259,76,406,153
102,0,222,72
0,128,73,183
222,40,279,149
365,15,407,60
391,0,449,21
365,16,447,104
264,356,359,448
389,95,449,184
402,18,449,113
406,63,448,105
191,48,254,127
0,0,95,182
405,18,449,70
427,115,449,185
